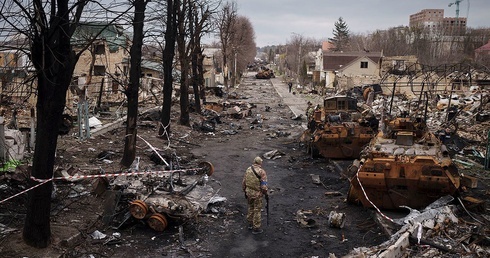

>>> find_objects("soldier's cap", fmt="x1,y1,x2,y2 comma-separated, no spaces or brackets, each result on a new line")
254,156,263,165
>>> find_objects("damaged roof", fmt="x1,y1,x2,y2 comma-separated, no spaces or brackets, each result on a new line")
72,22,130,52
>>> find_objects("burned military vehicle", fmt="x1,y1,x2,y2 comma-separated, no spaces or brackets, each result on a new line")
119,162,217,232
255,67,275,79
346,116,461,210
302,96,378,159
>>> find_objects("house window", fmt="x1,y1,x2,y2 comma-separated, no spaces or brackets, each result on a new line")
337,100,346,110
93,65,105,76
393,60,405,70
360,62,368,69
324,99,337,110
94,43,105,55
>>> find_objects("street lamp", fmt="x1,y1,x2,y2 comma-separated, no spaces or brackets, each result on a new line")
234,47,237,87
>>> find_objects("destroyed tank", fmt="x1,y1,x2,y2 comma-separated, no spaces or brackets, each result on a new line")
255,68,274,79
347,116,461,210
302,96,378,159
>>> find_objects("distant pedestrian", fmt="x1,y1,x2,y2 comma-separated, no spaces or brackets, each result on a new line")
288,82,292,93
306,101,314,120
242,156,268,234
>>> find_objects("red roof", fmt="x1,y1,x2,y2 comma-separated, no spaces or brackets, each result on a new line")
475,40,490,52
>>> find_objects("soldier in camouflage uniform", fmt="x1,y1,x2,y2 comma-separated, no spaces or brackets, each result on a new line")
242,156,268,234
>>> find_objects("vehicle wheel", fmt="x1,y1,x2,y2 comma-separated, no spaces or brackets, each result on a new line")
147,213,168,232
346,183,360,204
310,145,320,159
198,161,214,176
129,200,148,220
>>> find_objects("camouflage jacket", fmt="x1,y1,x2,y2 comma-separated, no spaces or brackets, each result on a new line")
242,164,268,199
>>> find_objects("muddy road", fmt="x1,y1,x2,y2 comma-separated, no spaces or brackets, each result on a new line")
187,73,386,257
0,73,386,257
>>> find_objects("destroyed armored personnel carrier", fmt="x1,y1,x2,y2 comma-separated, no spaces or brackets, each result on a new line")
121,162,217,232
255,68,275,79
347,116,461,210
302,96,378,159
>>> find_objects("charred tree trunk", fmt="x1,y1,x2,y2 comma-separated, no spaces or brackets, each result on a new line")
121,0,147,168
160,0,179,138
190,47,201,113
177,0,190,126
189,4,201,114
23,0,80,248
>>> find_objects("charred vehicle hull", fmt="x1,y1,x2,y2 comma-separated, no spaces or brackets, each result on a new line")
126,162,216,231
347,118,460,210
307,122,374,159
302,96,377,159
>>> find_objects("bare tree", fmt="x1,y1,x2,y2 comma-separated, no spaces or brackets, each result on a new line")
0,0,133,247
175,0,192,126
190,0,217,113
160,0,180,137
284,34,318,83
216,1,237,94
121,0,149,167
230,16,256,85
22,0,88,247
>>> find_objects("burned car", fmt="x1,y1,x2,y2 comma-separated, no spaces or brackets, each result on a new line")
301,96,378,159
347,116,461,210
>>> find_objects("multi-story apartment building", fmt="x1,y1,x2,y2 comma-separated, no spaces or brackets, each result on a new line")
409,9,466,35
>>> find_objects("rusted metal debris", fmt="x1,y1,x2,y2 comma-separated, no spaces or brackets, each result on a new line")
255,67,275,79
341,197,489,257
301,96,378,159
109,161,221,232
347,116,461,210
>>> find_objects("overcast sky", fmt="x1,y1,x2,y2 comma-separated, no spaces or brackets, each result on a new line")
233,0,489,47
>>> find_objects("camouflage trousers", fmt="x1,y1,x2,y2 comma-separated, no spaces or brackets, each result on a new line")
247,197,263,229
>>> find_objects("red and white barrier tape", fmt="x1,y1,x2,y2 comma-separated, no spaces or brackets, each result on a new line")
29,168,203,183
355,169,394,223
0,178,53,204
1,167,205,204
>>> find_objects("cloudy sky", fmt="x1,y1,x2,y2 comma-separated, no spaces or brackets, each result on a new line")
233,0,489,47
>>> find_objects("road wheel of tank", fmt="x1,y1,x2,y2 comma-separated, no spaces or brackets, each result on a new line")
147,213,168,232
340,145,354,158
310,145,320,159
197,161,214,176
129,200,148,220
346,183,360,204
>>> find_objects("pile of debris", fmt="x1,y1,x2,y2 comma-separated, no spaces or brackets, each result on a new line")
342,196,489,257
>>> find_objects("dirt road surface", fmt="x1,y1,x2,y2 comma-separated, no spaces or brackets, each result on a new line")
0,72,386,257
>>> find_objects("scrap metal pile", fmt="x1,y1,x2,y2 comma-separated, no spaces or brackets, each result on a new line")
343,196,489,257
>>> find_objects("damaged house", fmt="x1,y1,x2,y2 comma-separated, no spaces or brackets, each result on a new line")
321,51,383,91
0,36,36,105
70,22,131,106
